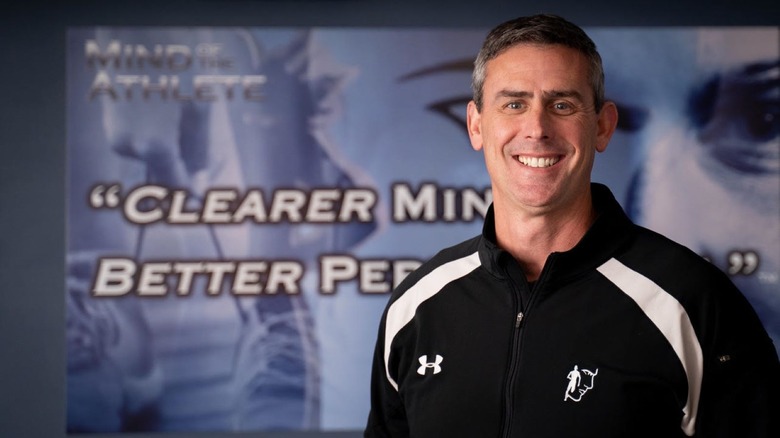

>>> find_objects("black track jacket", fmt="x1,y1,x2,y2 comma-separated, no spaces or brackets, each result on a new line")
366,184,779,438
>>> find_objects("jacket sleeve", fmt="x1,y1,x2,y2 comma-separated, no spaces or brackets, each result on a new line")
694,279,780,437
364,312,410,438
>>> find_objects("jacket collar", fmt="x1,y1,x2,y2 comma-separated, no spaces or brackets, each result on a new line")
478,183,636,284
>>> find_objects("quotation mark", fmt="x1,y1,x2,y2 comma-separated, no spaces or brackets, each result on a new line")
727,250,759,276
89,184,121,209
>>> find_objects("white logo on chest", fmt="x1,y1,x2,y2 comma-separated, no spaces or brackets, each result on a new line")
417,354,443,375
564,365,598,402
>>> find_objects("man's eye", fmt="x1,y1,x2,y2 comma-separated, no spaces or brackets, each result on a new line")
506,102,522,110
552,102,574,113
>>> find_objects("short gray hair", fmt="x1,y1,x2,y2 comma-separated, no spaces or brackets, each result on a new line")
472,14,605,112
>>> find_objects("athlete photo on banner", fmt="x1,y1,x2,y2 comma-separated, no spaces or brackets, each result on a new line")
65,26,778,433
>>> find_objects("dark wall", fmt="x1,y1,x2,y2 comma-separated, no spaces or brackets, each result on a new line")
1,1,777,437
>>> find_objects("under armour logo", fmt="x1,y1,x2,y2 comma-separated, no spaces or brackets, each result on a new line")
564,365,598,402
417,354,443,376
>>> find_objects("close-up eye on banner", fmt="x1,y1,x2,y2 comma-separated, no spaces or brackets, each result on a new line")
65,26,779,433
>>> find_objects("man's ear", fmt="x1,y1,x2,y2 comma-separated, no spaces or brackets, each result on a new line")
466,100,483,151
595,101,618,153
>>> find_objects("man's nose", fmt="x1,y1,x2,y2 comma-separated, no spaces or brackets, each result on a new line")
522,105,552,140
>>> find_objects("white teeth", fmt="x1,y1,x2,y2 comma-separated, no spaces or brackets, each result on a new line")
517,156,559,168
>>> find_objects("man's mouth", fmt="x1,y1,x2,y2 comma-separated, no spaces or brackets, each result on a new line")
516,155,560,168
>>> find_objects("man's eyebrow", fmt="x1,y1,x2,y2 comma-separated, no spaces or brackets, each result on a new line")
544,89,585,101
494,89,585,101
495,89,533,100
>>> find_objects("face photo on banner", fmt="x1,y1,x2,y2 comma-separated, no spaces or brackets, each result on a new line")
65,26,779,433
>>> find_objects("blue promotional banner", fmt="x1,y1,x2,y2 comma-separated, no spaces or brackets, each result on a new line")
66,27,778,433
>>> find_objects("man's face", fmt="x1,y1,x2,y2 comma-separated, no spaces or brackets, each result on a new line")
467,44,616,216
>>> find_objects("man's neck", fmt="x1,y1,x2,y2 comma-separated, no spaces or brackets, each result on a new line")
492,196,597,282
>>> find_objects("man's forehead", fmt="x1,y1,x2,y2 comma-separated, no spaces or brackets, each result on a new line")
483,47,591,98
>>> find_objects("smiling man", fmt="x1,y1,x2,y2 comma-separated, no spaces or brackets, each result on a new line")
466,40,617,282
365,14,778,438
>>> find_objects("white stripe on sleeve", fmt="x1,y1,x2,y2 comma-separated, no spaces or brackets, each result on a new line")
384,251,481,391
598,257,703,437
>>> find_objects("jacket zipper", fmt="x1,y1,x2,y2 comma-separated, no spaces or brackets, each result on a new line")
515,312,524,328
500,283,526,438
499,255,556,438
